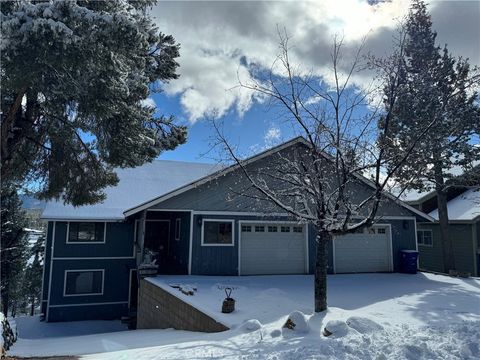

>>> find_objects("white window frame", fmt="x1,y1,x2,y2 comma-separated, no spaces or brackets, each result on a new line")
175,218,181,241
63,269,105,297
66,221,107,244
417,229,433,247
201,219,235,247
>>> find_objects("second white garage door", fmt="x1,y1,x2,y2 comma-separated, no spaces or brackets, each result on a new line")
240,223,307,275
333,225,392,273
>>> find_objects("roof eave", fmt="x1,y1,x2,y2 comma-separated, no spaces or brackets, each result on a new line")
123,136,309,217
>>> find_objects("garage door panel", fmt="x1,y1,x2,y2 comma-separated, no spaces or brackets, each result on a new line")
334,228,392,274
240,223,306,275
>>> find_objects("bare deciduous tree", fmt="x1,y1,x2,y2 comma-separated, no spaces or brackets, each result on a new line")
214,32,434,312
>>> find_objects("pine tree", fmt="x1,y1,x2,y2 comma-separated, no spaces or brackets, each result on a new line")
1,0,186,205
381,0,480,272
0,183,29,316
21,233,45,316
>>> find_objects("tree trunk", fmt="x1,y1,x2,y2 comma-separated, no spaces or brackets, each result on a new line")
315,227,329,312
437,188,455,272
1,291,9,316
30,297,35,316
1,261,10,316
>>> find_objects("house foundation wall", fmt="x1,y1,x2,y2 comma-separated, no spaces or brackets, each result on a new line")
137,279,229,332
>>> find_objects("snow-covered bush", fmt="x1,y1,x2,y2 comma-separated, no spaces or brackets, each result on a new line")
239,319,262,333
323,320,354,338
1,312,17,354
282,311,310,334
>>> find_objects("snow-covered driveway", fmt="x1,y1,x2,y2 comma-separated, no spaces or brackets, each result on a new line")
8,273,480,359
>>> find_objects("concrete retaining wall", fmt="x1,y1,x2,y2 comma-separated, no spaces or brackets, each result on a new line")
137,279,229,332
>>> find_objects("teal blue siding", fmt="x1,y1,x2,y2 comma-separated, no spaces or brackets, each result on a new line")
477,222,479,276
48,259,135,306
418,222,475,275
43,220,137,322
151,144,415,219
191,214,309,275
191,214,239,275
48,303,129,322
53,221,134,258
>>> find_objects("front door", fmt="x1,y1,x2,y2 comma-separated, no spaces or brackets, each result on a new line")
144,220,170,273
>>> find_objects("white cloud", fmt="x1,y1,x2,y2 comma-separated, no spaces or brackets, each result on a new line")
249,125,283,153
264,126,281,143
140,97,156,109
152,0,479,123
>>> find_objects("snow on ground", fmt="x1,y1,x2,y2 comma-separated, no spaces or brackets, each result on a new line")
12,316,127,339
8,273,480,359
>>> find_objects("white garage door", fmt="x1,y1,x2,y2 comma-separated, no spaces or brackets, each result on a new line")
240,223,306,275
334,226,392,273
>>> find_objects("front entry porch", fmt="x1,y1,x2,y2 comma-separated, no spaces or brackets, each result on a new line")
141,210,191,275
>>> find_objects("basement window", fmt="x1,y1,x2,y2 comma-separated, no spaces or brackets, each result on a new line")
417,229,433,246
202,220,234,246
64,270,104,296
67,222,105,243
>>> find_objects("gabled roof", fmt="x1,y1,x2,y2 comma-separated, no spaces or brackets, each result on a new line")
429,188,480,222
123,137,308,217
124,137,434,221
41,160,219,220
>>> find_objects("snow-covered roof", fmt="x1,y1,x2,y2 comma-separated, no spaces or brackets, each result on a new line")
42,160,219,220
398,189,434,203
429,188,480,222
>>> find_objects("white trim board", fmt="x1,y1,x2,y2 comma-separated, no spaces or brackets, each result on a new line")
175,218,181,241
39,222,50,306
188,211,194,275
46,221,56,321
128,268,137,309
49,301,128,308
62,269,105,297
193,211,290,217
42,218,122,222
53,256,135,260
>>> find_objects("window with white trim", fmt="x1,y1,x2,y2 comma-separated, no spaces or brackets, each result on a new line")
255,225,265,232
267,225,277,232
64,270,103,296
280,226,290,233
417,229,433,246
202,220,233,245
175,218,181,241
68,222,105,243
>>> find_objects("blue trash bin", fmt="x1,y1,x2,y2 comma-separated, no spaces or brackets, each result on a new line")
400,250,419,274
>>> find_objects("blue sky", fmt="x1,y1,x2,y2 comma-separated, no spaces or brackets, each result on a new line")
149,0,479,164
153,92,297,164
